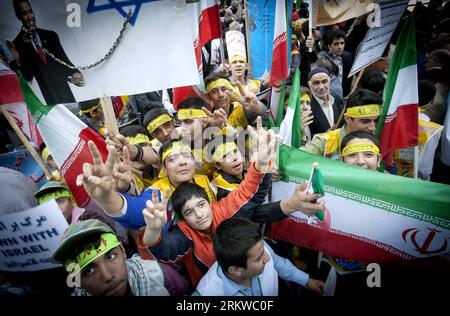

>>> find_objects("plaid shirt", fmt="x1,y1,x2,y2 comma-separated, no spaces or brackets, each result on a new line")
72,255,169,296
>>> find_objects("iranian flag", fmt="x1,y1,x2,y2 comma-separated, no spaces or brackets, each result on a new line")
269,0,289,86
278,68,302,147
172,0,222,107
1,63,43,147
375,16,419,165
19,75,107,207
270,144,450,263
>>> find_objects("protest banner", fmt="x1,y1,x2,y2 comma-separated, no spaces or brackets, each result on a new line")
349,0,409,77
0,149,47,188
0,0,198,105
0,199,69,272
312,0,373,27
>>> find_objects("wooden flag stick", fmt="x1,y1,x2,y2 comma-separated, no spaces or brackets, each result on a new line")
330,68,366,131
100,96,119,135
1,107,52,179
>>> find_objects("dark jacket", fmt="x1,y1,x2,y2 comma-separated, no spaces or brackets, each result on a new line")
309,91,343,137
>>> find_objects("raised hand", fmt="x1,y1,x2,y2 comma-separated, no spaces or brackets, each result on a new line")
225,81,262,114
301,110,314,136
202,106,227,128
112,146,133,192
247,117,277,173
76,141,116,201
142,187,171,244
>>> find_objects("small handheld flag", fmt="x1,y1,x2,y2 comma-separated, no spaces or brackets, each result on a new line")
306,162,325,220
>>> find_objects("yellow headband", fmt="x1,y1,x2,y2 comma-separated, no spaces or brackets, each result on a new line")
126,133,151,145
79,102,101,116
230,55,247,64
212,142,238,163
341,142,380,157
37,189,72,205
300,93,311,103
146,114,173,134
346,104,381,118
42,147,51,161
161,141,192,163
64,233,121,272
206,78,233,93
177,109,208,120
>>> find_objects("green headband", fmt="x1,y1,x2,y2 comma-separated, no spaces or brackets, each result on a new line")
64,233,121,272
37,189,72,205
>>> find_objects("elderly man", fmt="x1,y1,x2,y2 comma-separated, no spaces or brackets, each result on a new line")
307,67,343,137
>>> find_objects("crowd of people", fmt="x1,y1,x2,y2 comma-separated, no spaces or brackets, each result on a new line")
0,0,449,297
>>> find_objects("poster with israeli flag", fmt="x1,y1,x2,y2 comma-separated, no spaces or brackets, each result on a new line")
0,0,198,105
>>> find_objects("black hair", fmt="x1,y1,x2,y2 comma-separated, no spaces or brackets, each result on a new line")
346,88,382,109
204,71,229,89
324,29,346,46
360,70,386,96
315,57,339,77
172,182,210,220
119,124,150,138
418,79,437,107
177,97,206,111
13,0,30,19
79,98,101,117
341,131,380,152
213,217,262,272
142,107,172,131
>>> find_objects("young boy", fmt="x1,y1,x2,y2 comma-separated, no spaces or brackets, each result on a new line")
34,181,97,224
135,130,323,287
193,217,324,296
340,131,381,171
51,219,171,296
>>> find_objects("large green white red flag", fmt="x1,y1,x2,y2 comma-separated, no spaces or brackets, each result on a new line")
18,75,107,207
269,0,289,86
270,144,450,263
376,16,419,165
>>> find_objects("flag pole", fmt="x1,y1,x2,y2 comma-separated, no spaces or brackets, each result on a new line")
413,145,419,178
330,67,365,131
244,0,253,77
100,96,119,135
308,1,313,53
1,107,52,179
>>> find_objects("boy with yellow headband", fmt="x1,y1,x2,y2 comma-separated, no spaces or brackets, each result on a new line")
340,131,381,171
301,89,382,160
135,122,324,287
204,71,268,130
79,98,106,135
51,219,171,296
228,54,263,95
76,137,215,233
176,96,228,177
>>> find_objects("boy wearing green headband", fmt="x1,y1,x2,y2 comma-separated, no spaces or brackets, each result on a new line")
301,89,382,160
51,219,170,296
34,181,98,224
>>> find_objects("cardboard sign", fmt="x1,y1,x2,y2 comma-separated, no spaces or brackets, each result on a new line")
0,200,68,272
